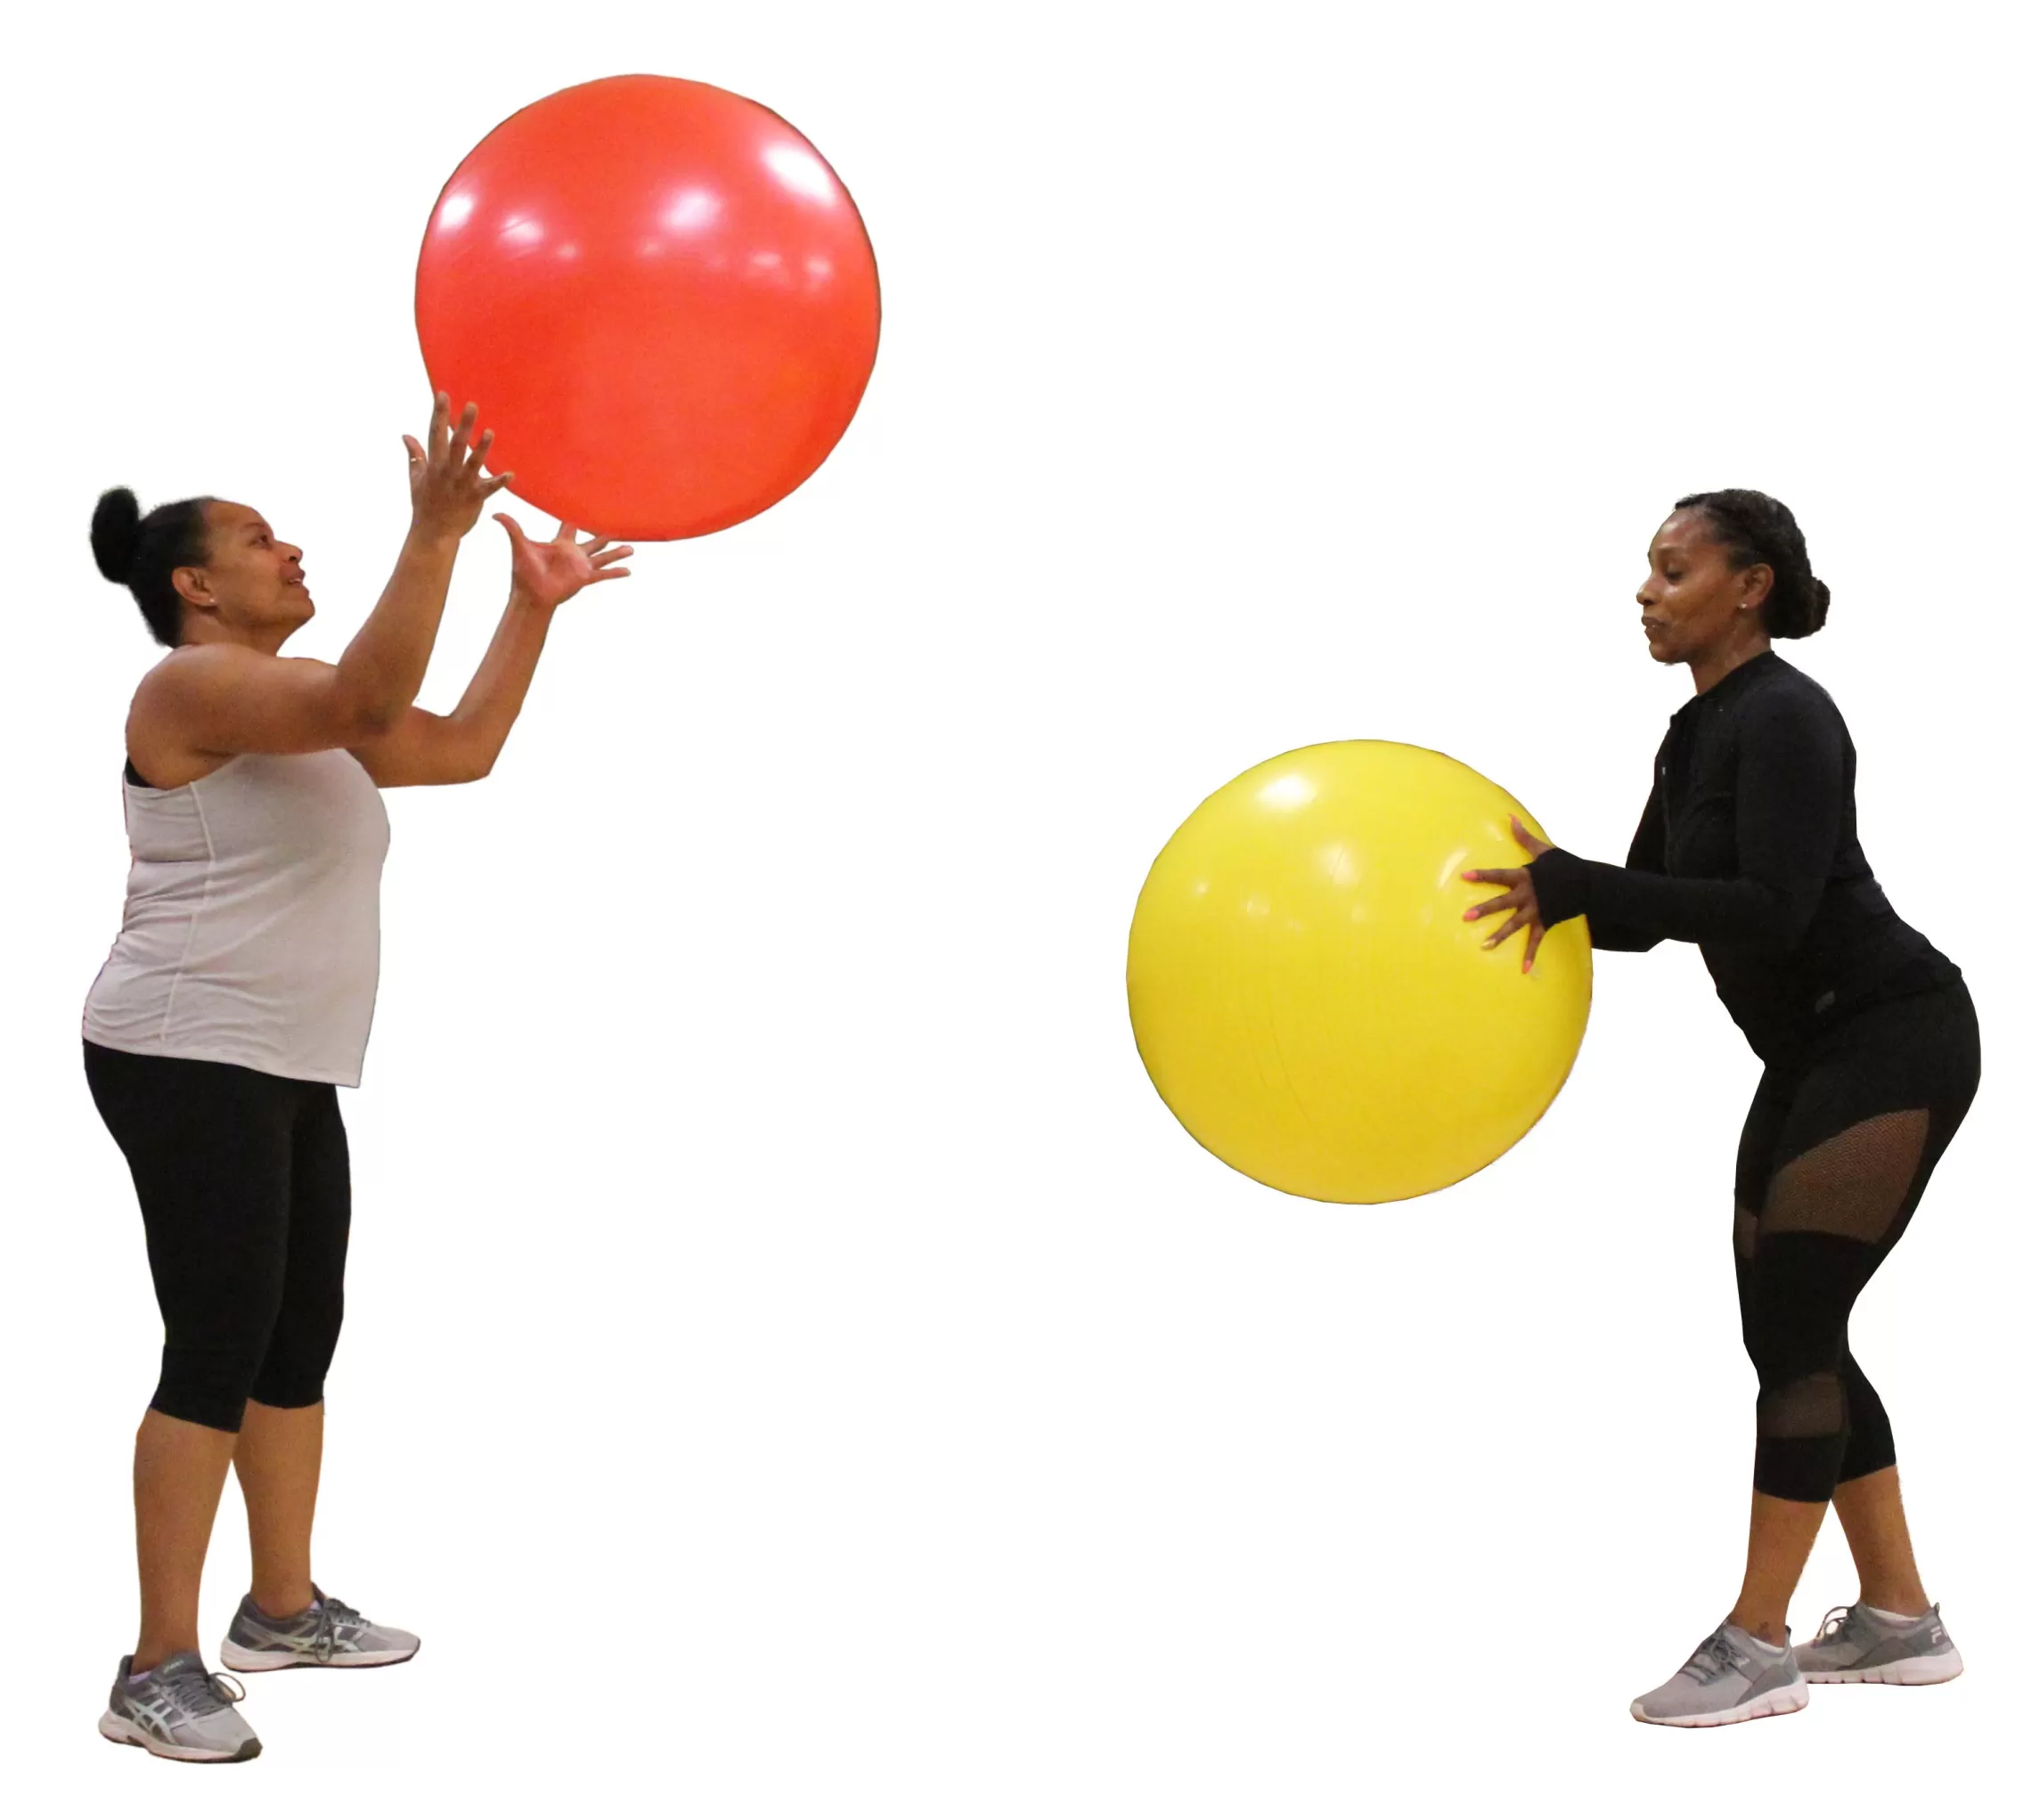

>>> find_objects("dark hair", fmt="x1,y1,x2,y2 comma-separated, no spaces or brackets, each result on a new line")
1673,488,1830,640
91,488,217,648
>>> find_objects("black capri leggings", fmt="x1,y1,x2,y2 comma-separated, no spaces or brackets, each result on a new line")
1733,979,1979,1503
85,1041,352,1434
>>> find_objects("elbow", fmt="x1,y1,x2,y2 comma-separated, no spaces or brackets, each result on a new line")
335,664,416,739
339,684,407,739
1750,894,1822,958
454,730,497,784
352,702,405,739
465,725,499,782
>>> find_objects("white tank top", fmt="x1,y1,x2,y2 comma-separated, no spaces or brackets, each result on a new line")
83,750,391,1086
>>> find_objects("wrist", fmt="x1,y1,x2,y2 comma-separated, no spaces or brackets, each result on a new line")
405,518,464,555
1528,847,1583,926
507,584,557,616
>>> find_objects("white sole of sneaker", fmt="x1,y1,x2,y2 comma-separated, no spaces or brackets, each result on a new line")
1803,1646,1963,1685
220,1641,419,1672
1630,1680,1810,1726
98,1710,261,1763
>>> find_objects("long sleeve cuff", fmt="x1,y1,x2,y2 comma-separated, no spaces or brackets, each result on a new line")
1527,847,1590,928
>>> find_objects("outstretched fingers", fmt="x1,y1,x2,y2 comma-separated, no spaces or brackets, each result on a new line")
1461,869,1526,923
1480,910,1529,948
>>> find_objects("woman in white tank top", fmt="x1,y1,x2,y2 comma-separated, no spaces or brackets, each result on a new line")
82,395,632,1763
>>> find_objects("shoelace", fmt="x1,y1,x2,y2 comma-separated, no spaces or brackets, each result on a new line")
309,1591,366,1663
1815,1605,1853,1643
157,1656,247,1715
1684,1629,1751,1685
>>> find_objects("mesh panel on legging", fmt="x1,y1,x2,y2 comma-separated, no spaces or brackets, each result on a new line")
1737,1114,1938,1501
1763,1110,1932,1245
1725,967,1978,1504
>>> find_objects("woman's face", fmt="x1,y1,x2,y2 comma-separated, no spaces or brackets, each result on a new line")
1636,509,1769,666
176,502,314,645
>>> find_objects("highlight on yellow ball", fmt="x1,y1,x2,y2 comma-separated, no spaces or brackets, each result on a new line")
1126,740,1592,1204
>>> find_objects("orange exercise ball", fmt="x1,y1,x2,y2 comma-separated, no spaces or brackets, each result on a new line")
415,75,880,541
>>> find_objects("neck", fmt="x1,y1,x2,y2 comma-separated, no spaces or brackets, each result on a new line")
182,617,295,657
1688,626,1773,696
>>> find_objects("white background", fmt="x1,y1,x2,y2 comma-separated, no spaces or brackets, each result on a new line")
3,1,2023,1813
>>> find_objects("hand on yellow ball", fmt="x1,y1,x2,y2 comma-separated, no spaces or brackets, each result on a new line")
1461,815,1553,974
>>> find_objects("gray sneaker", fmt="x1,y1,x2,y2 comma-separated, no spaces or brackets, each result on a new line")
221,1586,420,1672
1796,1603,1963,1685
98,1651,260,1763
1630,1621,1809,1726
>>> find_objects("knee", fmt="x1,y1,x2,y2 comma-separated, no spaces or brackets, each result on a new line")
1756,1367,1845,1439
152,1338,267,1433
249,1291,345,1409
1741,1233,1855,1386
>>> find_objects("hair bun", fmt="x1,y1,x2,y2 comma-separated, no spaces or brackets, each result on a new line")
91,487,143,584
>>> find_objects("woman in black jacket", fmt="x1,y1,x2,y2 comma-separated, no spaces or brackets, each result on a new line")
1464,490,1978,1727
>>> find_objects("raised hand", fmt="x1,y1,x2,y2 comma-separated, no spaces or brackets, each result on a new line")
1461,815,1553,974
494,514,634,611
403,393,515,539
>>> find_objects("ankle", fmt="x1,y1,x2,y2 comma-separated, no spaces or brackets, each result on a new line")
130,1641,191,1675
250,1583,314,1620
1857,1587,1929,1617
1725,1608,1789,1649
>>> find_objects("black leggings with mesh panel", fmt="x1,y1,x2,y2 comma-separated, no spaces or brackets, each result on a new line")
1733,978,1979,1504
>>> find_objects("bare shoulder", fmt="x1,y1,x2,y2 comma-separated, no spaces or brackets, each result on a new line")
127,646,347,784
138,642,299,695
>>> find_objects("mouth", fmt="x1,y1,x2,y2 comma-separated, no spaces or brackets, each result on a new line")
1641,618,1663,638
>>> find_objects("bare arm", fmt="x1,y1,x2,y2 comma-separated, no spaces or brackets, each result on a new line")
133,395,513,762
350,517,632,788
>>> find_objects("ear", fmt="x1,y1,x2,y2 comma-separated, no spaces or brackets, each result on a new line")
169,565,215,611
1739,560,1774,613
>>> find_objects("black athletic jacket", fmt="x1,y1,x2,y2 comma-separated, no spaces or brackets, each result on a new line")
1528,650,1959,1061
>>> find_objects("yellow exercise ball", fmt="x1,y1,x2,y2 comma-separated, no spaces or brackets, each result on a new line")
1127,740,1592,1204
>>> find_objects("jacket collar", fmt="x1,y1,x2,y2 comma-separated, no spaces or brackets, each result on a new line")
1673,647,1782,720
